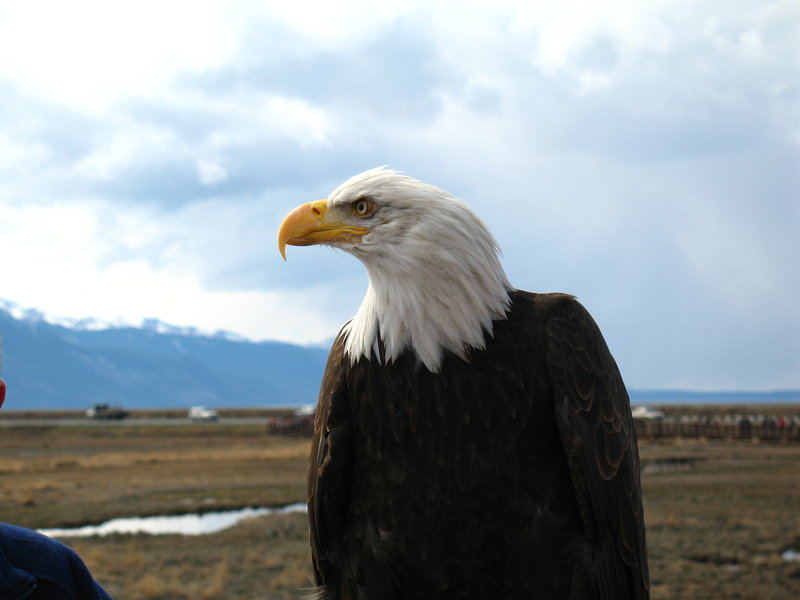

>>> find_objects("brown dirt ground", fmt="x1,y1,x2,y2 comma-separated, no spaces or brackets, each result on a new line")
2,421,799,599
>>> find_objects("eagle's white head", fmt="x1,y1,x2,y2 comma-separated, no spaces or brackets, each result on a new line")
278,167,511,372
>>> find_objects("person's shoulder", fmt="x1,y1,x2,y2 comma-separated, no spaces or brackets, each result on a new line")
0,524,38,600
0,523,113,600
0,522,74,563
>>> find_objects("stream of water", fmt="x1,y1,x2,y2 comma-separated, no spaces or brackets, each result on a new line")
39,503,307,538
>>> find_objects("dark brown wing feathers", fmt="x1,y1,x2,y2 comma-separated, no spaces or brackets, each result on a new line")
543,293,649,597
307,291,649,599
308,334,353,591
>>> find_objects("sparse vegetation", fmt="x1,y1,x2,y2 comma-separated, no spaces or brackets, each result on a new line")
1,417,798,599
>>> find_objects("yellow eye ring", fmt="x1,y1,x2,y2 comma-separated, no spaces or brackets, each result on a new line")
352,197,376,218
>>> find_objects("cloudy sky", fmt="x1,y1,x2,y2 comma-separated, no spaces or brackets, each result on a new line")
0,0,797,391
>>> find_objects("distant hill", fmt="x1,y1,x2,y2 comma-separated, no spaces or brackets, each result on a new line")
0,300,796,410
0,300,329,410
628,389,800,405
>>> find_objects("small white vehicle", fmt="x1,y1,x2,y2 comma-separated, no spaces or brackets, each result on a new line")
188,406,219,422
631,405,665,420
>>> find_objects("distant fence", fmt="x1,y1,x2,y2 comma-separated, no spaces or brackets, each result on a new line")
266,415,314,437
265,413,800,443
634,417,800,443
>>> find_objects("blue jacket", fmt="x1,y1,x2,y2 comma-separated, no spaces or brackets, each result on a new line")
0,523,112,600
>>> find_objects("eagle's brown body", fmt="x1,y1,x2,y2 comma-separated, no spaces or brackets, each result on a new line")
307,291,649,599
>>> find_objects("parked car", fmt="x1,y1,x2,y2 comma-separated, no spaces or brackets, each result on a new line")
631,405,665,420
266,405,315,437
188,406,218,422
86,403,129,420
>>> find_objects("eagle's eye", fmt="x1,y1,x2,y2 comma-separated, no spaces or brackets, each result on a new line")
352,197,376,218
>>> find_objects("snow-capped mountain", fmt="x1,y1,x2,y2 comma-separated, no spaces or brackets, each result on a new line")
0,298,246,340
1,299,795,410
0,298,328,410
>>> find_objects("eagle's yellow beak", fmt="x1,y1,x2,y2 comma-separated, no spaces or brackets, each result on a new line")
277,199,368,259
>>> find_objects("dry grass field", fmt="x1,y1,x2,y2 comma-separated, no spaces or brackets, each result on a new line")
1,415,799,599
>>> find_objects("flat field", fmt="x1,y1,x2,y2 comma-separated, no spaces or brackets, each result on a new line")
1,419,798,599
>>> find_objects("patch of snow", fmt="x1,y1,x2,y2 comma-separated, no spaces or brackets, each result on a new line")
0,297,252,342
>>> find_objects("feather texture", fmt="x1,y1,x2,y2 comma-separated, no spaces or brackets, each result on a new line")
326,168,511,372
292,169,648,598
308,291,649,599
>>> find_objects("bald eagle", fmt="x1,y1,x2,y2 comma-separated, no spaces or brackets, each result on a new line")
278,168,649,600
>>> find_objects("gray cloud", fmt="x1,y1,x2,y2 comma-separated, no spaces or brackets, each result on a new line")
0,2,797,389
188,16,452,122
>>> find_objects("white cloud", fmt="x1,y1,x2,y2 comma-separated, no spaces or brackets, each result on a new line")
257,97,334,147
196,158,229,185
75,123,181,180
576,71,614,94
0,0,797,389
0,0,241,109
254,0,424,44
0,134,50,171
0,198,349,344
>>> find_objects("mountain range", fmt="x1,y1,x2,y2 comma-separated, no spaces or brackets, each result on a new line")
0,299,797,410
0,299,329,410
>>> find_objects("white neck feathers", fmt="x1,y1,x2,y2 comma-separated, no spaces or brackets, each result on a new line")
338,174,511,372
